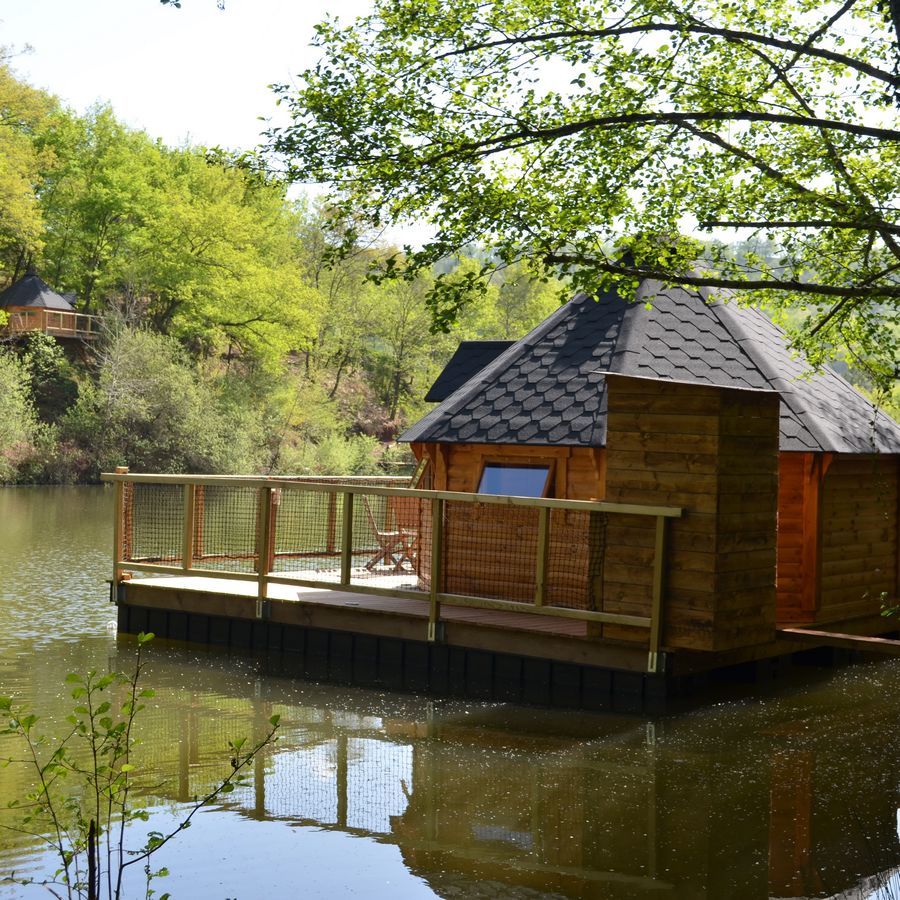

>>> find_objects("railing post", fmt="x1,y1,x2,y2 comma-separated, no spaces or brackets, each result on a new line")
256,485,278,614
194,486,205,563
647,515,667,673
534,507,550,607
112,465,129,591
326,493,338,555
428,497,444,642
182,483,196,572
340,492,354,586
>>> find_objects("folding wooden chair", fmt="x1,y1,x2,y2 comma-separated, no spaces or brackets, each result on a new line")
363,496,406,572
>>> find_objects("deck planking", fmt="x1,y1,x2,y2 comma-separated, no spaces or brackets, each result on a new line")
129,573,589,638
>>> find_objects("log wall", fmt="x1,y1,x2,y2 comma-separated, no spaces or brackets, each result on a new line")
818,455,898,622
775,453,812,622
409,442,605,500
776,453,899,626
411,374,782,653
602,375,780,652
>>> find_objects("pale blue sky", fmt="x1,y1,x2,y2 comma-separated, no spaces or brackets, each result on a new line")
0,0,371,150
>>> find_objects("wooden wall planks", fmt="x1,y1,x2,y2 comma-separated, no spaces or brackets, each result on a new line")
603,376,780,653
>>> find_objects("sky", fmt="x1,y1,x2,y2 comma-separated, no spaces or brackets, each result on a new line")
0,0,371,151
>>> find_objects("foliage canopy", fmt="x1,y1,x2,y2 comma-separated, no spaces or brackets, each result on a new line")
269,0,900,373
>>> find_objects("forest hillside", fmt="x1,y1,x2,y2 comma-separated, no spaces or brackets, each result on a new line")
0,54,565,483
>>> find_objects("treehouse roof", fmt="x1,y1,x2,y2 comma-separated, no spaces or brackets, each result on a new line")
401,281,900,454
0,272,75,312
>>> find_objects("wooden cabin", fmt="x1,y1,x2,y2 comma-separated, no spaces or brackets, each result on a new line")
401,282,900,653
0,271,100,341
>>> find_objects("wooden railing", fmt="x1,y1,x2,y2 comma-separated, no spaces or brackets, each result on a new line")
101,470,682,673
5,308,102,340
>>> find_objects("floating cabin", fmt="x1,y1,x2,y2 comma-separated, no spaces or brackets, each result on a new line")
0,270,99,341
401,280,900,657
107,278,900,709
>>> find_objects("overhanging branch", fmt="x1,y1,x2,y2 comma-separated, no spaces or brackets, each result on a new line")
544,253,900,300
701,219,900,234
440,110,900,163
427,19,898,89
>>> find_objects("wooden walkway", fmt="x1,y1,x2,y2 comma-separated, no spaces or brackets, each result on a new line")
777,626,900,656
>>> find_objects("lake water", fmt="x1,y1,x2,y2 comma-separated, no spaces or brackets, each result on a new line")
1,486,900,899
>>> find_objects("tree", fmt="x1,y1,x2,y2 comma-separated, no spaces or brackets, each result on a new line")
37,108,316,368
62,328,264,477
0,349,37,481
38,106,161,312
0,49,55,280
268,0,900,377
369,269,437,420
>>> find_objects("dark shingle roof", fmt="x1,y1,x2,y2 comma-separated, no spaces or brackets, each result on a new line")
0,273,75,312
401,281,900,454
425,341,514,402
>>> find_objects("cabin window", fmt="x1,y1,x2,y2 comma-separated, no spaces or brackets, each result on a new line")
477,463,553,498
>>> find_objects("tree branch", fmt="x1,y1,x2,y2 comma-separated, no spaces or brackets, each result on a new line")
700,220,900,234
544,253,900,299
428,20,898,88
439,110,900,164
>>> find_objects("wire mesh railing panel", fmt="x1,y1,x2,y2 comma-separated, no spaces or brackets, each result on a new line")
272,489,338,574
195,484,259,573
600,512,656,621
442,501,539,603
348,492,428,590
125,483,184,564
545,510,599,610
114,474,664,636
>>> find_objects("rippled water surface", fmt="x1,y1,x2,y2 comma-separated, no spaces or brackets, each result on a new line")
1,486,900,899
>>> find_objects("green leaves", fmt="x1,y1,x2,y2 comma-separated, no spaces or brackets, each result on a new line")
268,0,900,379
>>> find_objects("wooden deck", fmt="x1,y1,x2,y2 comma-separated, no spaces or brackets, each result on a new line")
116,571,665,710
5,308,101,340
130,573,590,638
116,568,658,690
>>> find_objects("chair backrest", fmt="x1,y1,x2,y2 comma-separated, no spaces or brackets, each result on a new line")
389,495,420,531
362,496,383,536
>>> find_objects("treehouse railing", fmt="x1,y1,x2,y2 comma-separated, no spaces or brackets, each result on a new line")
5,308,102,340
101,470,682,673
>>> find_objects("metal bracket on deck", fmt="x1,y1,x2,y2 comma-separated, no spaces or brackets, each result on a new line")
255,599,271,621
427,621,446,643
647,650,667,674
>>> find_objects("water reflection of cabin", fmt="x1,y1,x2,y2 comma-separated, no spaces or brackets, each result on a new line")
401,281,900,653
134,663,900,900
0,271,100,341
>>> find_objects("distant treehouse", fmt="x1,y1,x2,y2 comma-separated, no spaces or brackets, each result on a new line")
0,271,101,341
